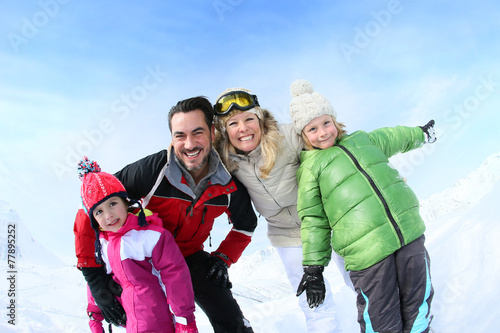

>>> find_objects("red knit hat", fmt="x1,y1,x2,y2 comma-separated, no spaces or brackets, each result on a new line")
78,157,148,265
78,157,128,220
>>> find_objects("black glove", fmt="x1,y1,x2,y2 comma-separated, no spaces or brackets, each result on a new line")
419,120,437,144
296,265,325,309
82,267,126,326
206,255,232,288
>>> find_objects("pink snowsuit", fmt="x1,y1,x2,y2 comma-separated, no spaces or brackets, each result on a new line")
91,210,196,332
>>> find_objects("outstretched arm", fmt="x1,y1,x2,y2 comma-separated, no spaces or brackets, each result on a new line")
368,122,435,158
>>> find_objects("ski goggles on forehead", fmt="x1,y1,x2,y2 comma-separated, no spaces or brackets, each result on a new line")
214,91,260,116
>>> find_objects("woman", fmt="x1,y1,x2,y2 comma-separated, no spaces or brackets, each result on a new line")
213,88,352,333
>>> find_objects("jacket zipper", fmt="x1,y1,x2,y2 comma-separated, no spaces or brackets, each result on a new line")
173,201,195,238
182,204,207,240
337,145,405,247
253,159,282,208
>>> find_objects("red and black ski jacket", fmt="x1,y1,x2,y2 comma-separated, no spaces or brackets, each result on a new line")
74,148,257,269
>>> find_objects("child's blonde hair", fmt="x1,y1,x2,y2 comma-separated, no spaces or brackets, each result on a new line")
301,116,347,150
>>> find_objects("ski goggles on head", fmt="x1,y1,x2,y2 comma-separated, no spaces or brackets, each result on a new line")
214,91,260,116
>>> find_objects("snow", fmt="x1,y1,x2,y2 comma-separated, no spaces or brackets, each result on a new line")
1,152,500,332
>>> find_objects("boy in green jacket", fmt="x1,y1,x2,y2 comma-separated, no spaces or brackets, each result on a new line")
290,79,435,333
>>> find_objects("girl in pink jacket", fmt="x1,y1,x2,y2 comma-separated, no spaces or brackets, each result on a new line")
78,157,198,333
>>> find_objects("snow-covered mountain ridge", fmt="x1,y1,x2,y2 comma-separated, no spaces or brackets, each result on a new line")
420,151,500,221
0,200,65,268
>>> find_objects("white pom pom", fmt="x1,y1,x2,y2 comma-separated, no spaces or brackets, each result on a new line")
290,79,314,97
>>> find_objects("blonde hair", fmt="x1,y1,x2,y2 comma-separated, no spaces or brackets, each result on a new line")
301,116,347,150
215,109,283,179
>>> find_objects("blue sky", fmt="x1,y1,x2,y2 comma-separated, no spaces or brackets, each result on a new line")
1,0,499,262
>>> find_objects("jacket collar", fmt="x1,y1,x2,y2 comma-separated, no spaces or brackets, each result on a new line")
165,146,232,197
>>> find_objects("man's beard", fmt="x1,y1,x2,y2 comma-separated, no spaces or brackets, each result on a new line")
176,147,211,173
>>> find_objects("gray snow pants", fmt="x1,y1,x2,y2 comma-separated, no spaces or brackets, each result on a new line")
349,235,434,333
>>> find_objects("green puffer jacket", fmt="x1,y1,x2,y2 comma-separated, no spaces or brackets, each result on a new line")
297,126,427,271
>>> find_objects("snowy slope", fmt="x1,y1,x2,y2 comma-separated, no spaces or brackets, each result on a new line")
420,152,500,221
1,152,499,332
419,152,500,333
0,200,86,332
0,201,66,268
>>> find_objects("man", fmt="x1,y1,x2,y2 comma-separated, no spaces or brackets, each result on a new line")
74,96,257,332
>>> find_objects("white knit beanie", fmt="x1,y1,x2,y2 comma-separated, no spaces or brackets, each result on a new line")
289,79,337,133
